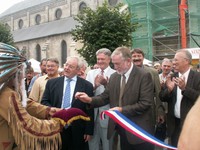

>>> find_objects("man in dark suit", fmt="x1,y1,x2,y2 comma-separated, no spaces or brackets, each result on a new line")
76,47,154,150
41,56,94,150
159,49,200,146
131,48,165,129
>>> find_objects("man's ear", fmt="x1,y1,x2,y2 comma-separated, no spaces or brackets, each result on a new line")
127,58,132,63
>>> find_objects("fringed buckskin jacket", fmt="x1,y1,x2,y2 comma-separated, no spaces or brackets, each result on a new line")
0,87,62,150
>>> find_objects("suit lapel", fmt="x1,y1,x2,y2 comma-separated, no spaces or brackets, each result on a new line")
172,72,178,102
58,77,65,106
71,77,82,105
186,70,194,88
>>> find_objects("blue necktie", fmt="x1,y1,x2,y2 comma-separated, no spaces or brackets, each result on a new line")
63,78,72,108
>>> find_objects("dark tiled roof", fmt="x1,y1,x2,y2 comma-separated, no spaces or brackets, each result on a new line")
0,0,51,17
12,17,78,42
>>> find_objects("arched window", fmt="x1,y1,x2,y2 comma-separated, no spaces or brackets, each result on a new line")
36,44,41,61
79,2,87,12
35,14,41,25
18,19,24,29
61,40,67,66
55,8,62,20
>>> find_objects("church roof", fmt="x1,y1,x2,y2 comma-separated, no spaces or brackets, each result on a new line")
12,17,78,42
0,0,51,17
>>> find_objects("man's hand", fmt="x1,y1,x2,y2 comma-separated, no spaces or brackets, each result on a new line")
109,107,122,112
94,75,108,89
174,76,186,91
94,75,101,89
166,76,175,92
157,115,165,124
160,80,165,88
49,107,62,116
75,92,92,103
98,75,108,86
84,134,91,142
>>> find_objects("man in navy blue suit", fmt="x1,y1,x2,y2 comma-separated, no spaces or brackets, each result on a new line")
41,56,94,150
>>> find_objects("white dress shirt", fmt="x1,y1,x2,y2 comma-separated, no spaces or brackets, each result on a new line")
122,62,133,84
174,69,190,118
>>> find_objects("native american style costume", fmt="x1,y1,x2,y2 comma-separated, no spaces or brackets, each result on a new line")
0,43,90,150
0,87,62,150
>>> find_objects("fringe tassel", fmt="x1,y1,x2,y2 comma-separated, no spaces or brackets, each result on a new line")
8,94,62,150
53,115,91,127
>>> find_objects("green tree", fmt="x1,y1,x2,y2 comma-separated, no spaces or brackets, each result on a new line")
0,22,14,45
72,2,138,66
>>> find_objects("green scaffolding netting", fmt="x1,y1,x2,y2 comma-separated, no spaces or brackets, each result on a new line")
124,0,200,60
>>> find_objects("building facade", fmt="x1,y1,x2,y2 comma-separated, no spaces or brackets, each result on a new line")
0,0,121,66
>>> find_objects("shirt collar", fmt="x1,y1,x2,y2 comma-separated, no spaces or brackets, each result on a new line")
100,66,111,74
46,74,60,80
64,76,77,82
44,74,49,80
124,63,133,79
179,68,190,81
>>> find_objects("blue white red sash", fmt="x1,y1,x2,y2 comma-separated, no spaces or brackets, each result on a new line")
101,110,177,150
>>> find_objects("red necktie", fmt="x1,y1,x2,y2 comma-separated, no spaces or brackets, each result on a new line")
101,70,104,76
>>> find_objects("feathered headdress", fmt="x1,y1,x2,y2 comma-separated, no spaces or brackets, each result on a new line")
0,42,26,91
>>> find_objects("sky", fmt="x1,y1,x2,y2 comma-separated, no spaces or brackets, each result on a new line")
0,0,24,14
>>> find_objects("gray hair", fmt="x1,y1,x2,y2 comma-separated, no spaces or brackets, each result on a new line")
66,56,82,69
176,49,192,64
111,47,132,60
80,59,88,69
162,58,172,64
96,48,112,57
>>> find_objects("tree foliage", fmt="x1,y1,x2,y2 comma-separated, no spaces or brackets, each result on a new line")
71,2,138,66
0,22,14,45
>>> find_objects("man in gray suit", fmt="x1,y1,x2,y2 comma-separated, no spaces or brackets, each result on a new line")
76,47,154,150
86,48,115,150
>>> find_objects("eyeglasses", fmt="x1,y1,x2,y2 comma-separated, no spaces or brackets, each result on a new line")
65,63,77,70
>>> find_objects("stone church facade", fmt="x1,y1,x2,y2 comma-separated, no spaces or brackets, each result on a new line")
0,0,121,67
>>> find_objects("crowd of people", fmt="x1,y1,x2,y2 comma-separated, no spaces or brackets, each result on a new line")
1,42,200,150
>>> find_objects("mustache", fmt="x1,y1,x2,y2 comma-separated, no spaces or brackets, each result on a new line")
133,59,141,62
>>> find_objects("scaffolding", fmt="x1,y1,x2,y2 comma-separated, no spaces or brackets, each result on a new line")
188,0,200,48
124,0,200,61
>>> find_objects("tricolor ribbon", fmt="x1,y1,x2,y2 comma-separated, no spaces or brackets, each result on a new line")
101,110,177,150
